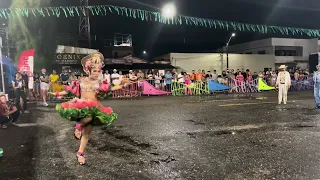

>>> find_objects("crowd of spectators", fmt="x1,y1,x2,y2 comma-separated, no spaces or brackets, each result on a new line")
0,66,311,129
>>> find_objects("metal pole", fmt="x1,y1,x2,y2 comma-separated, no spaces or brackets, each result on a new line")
226,36,232,69
5,27,10,58
0,37,5,93
226,47,229,69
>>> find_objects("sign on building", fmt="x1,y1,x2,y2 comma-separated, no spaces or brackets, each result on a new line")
54,53,87,64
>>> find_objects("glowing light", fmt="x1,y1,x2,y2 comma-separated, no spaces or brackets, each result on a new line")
162,3,176,18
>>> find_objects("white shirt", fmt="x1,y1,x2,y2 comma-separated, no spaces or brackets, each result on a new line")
276,71,291,86
154,75,162,84
104,73,111,83
178,74,184,83
212,73,218,82
28,77,34,89
111,73,121,85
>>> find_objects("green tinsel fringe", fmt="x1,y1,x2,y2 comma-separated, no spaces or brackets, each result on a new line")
0,5,319,37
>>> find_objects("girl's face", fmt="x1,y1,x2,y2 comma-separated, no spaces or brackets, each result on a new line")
90,68,102,79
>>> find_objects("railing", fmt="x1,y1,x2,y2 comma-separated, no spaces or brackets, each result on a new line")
229,79,258,93
22,77,316,102
112,82,142,98
290,77,313,91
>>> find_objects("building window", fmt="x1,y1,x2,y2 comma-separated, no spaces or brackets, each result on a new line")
258,50,266,54
275,50,297,56
274,46,302,56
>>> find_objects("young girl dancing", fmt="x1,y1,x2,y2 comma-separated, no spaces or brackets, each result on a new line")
50,52,125,165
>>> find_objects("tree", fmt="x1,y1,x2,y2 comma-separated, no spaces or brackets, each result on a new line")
9,0,57,71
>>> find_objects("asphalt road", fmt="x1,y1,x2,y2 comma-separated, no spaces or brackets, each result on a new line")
1,91,320,180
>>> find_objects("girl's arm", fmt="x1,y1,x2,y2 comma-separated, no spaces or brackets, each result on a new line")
49,91,68,96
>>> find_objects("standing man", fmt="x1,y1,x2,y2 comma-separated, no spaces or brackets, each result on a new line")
276,65,291,104
313,64,320,108
60,69,70,86
40,68,49,106
21,69,29,100
111,69,121,86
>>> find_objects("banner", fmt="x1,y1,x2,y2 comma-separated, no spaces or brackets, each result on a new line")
17,49,35,73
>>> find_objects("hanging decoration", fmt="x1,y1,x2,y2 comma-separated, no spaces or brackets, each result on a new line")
1,5,320,37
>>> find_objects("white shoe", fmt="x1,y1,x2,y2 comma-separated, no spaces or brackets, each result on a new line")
24,110,30,113
43,102,48,107
284,102,287,105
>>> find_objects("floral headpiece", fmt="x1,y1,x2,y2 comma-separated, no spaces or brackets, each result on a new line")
81,52,105,75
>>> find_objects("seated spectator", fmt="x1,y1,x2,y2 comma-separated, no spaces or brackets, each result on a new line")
0,92,20,128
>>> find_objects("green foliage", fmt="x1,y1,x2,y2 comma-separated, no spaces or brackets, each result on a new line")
8,0,57,70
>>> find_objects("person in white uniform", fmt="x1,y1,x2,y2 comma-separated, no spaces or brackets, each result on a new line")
276,65,291,104
111,69,121,86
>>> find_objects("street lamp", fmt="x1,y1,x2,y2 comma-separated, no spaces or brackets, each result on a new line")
226,33,236,69
143,50,147,55
162,3,176,18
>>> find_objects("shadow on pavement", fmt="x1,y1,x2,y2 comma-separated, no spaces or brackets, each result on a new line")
0,106,76,179
0,112,38,179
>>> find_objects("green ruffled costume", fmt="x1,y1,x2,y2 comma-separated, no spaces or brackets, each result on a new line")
56,80,116,126
56,101,117,126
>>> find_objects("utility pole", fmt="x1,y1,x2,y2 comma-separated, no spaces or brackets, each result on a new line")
79,0,91,48
225,33,236,69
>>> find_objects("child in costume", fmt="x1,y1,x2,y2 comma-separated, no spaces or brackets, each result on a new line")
50,52,126,165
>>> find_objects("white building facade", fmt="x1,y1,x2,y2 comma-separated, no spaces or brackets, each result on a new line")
161,53,275,74
217,38,320,70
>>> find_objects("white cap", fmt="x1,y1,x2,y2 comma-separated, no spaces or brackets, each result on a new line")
113,69,117,72
129,70,133,72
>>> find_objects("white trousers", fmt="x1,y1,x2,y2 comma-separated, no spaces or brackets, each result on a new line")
278,84,288,104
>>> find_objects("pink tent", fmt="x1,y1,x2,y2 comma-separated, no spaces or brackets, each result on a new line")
142,81,171,95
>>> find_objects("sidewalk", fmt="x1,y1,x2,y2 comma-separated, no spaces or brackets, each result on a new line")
0,105,37,180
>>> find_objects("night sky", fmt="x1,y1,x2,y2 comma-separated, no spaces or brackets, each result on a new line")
1,0,320,59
